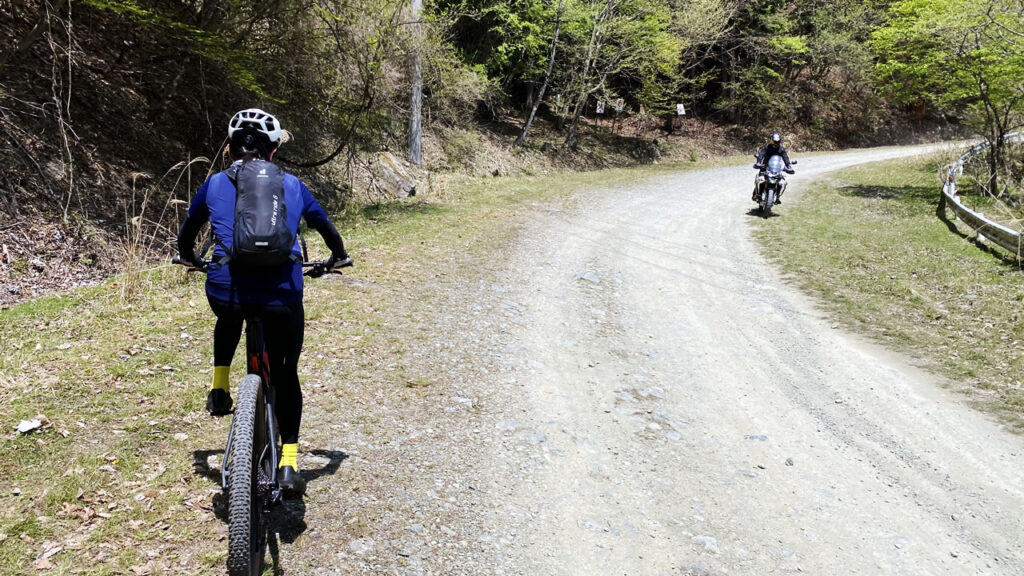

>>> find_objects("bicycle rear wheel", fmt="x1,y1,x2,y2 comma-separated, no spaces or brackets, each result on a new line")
227,374,269,576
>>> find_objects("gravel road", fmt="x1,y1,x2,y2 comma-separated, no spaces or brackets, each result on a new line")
294,145,1024,576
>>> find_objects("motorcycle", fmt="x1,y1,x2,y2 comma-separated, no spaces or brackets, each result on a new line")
752,155,796,217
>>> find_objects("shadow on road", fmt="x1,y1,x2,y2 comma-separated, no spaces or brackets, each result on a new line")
301,448,349,483
262,449,349,574
192,448,224,483
190,447,349,574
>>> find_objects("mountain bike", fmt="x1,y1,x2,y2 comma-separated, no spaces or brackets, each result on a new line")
173,249,350,576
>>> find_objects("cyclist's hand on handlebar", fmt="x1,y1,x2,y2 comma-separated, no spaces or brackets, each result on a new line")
306,253,353,278
173,254,207,271
327,251,354,270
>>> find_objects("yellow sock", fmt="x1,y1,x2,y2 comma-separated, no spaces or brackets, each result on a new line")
211,366,230,392
280,444,298,469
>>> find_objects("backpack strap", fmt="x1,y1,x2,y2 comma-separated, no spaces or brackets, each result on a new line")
213,164,243,265
225,159,244,185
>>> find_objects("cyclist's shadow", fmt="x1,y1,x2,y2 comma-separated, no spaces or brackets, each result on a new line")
191,448,348,544
270,449,348,542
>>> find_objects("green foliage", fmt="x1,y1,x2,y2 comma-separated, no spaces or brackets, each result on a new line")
770,35,809,57
78,0,152,19
23,0,1024,210
434,0,727,121
431,0,556,85
705,0,884,134
872,0,1024,189
870,0,958,109
425,57,495,126
871,0,1024,119
719,63,793,123
590,0,682,113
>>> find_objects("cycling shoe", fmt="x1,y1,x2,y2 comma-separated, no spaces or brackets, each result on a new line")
206,388,233,416
279,466,307,497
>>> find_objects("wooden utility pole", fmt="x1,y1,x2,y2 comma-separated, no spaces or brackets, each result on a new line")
409,0,423,165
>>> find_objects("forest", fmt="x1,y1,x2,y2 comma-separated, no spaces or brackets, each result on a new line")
1,0,1023,302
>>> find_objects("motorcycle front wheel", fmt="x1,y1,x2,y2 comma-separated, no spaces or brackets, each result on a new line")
762,188,775,217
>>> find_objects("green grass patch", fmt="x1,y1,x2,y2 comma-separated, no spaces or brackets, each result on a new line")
755,154,1024,431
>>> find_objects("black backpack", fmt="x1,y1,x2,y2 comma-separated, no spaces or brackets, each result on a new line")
224,159,297,270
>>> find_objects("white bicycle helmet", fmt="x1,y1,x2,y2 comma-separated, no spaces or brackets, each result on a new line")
228,108,282,144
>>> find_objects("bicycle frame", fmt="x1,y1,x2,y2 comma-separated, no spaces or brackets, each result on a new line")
171,251,346,502
220,317,280,497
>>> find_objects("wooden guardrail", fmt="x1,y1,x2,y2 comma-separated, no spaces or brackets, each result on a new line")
941,133,1023,258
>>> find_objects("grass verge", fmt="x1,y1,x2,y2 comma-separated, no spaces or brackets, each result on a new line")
754,153,1024,431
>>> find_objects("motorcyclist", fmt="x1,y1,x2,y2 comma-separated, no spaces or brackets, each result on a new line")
752,132,795,204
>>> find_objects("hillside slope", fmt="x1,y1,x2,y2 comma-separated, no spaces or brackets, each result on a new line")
1,2,958,308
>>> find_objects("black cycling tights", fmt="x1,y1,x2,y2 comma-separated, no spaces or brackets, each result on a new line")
207,296,305,445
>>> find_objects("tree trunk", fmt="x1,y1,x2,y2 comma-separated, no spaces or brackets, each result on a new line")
987,140,1000,195
727,54,737,124
408,0,423,165
978,73,1003,195
516,0,564,147
565,0,614,148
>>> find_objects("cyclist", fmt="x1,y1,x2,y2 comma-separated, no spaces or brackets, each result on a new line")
177,108,350,496
752,132,795,203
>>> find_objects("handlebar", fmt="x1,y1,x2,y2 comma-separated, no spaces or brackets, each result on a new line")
302,256,353,277
753,164,796,174
171,255,354,277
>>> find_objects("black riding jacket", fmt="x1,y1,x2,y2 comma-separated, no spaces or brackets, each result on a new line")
756,143,792,170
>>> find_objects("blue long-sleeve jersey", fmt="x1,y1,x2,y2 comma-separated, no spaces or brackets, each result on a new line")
179,166,340,306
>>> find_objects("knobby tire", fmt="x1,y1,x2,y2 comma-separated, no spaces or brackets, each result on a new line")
763,188,775,218
227,374,267,576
